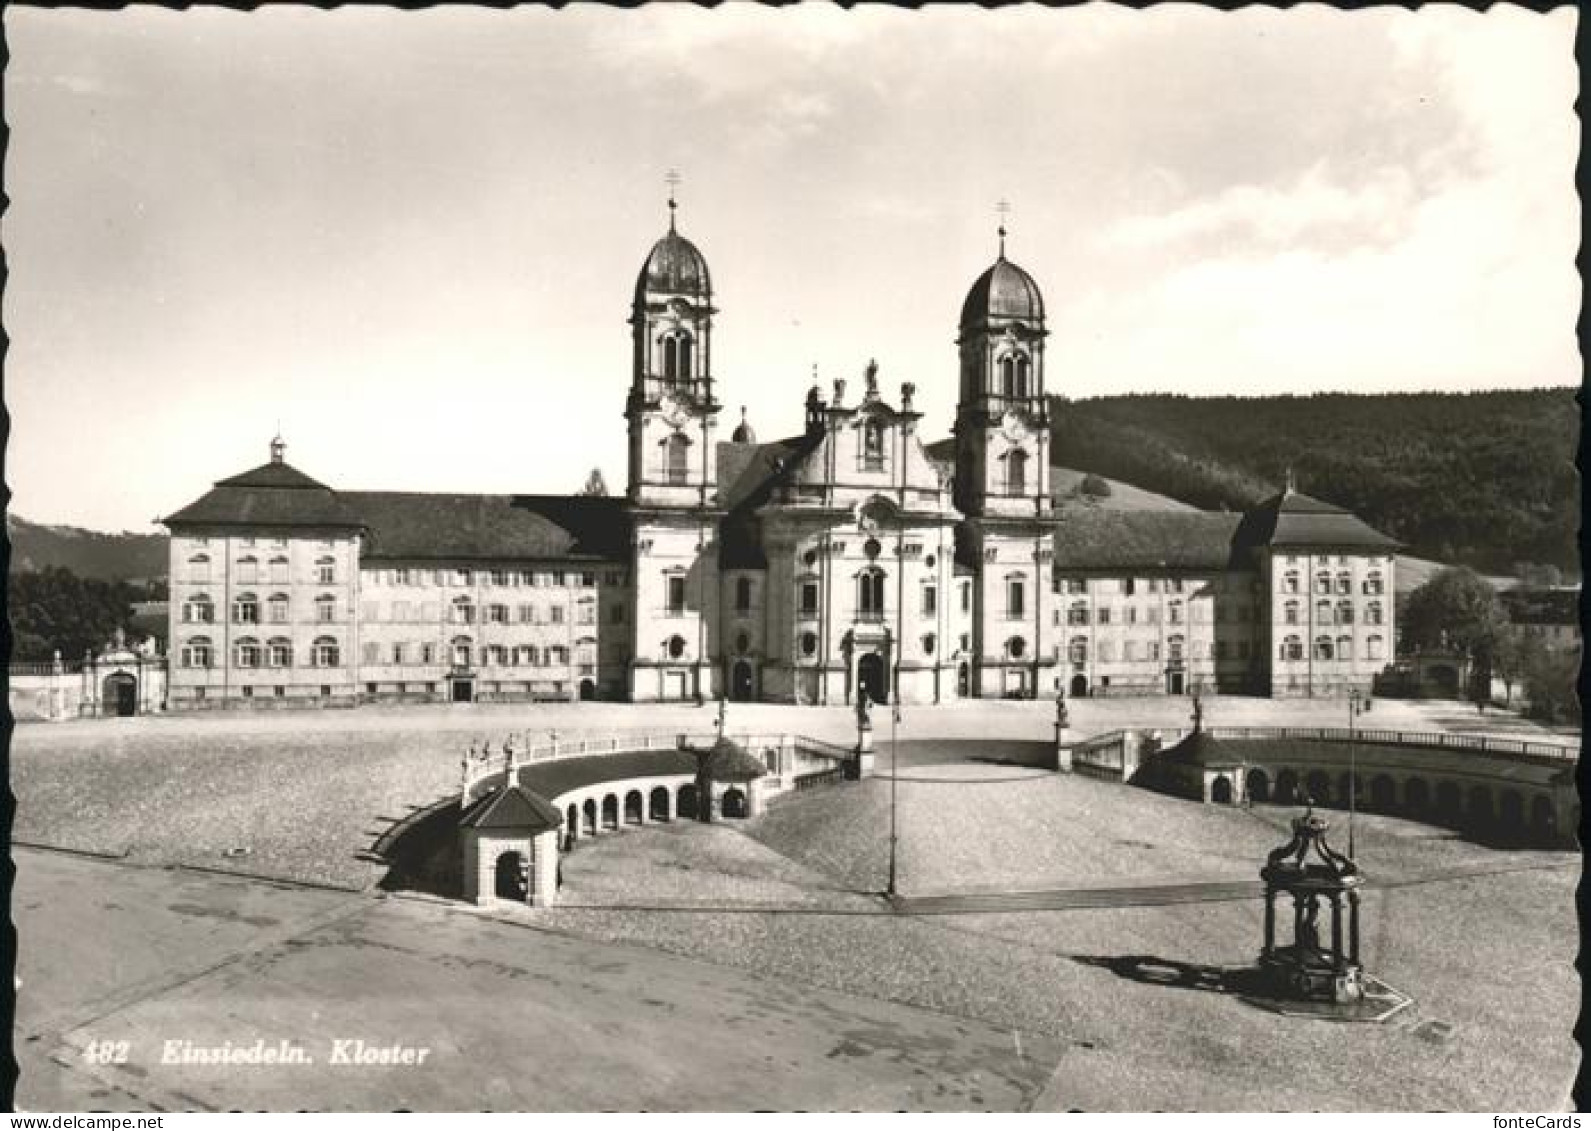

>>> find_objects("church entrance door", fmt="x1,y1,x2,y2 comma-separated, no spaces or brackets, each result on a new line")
731,661,754,701
104,673,137,717
451,678,474,703
857,652,888,706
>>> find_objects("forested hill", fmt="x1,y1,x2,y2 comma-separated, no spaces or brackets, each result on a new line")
6,514,167,582
1049,389,1580,574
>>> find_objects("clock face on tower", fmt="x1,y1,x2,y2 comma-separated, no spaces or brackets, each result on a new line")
659,393,689,428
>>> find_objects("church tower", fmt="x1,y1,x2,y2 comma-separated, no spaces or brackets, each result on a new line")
626,191,720,506
624,188,724,702
953,220,1056,698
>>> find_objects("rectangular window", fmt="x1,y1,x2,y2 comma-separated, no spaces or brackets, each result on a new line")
363,642,379,664
1123,578,1136,596
921,585,937,616
490,570,508,586
550,605,566,625
960,583,972,613
392,643,406,665
1097,607,1111,625
1006,579,1026,619
800,581,820,616
421,643,436,665
665,576,687,615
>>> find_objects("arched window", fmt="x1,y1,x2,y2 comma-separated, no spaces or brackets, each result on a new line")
1315,635,1334,661
269,555,290,582
800,631,818,657
183,594,214,624
1005,449,1029,496
922,633,937,656
998,354,1016,397
1007,636,1027,659
857,568,886,620
234,637,261,668
664,433,691,485
1337,635,1353,661
316,556,336,584
312,637,340,668
862,421,886,470
1315,599,1333,625
1283,599,1300,626
1068,601,1088,625
1014,354,1031,399
1282,635,1303,661
237,556,259,583
315,594,338,623
450,636,473,667
182,636,213,669
188,554,211,583
1069,638,1088,664
268,638,293,668
232,593,259,625
662,331,693,382
1366,601,1384,626
267,593,289,623
667,635,687,659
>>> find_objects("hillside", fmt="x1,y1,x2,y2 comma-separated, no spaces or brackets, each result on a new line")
6,514,167,583
1050,389,1579,575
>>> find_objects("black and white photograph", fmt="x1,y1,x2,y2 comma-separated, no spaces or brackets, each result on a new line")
3,2,1581,1114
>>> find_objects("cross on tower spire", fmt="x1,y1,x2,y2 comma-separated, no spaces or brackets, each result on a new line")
665,168,682,232
995,198,1011,257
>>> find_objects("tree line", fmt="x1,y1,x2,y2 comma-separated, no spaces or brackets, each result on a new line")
1050,389,1578,574
8,566,152,664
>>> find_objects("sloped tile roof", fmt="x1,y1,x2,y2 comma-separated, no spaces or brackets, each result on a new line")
163,461,364,529
345,492,629,562
690,734,770,781
1053,510,1247,571
1236,489,1400,552
717,433,822,569
458,783,563,833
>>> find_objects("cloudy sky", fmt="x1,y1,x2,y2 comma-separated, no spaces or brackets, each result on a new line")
4,3,1579,532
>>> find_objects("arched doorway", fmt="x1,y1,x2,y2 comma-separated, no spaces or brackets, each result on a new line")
1210,776,1233,805
1498,790,1524,834
1246,769,1270,804
565,805,579,847
722,788,748,819
582,798,598,835
731,660,754,702
624,791,644,825
1305,770,1332,806
1467,786,1494,830
601,795,619,830
1532,795,1557,839
1070,674,1088,697
1370,776,1396,812
494,852,528,901
1405,777,1430,814
103,673,138,717
1435,781,1463,823
649,786,671,822
677,784,699,820
857,653,887,705
579,679,597,701
1275,769,1299,805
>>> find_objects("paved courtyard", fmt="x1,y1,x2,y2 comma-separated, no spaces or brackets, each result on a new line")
10,696,1581,1110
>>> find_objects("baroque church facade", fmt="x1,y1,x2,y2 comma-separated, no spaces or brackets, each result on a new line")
163,204,1396,710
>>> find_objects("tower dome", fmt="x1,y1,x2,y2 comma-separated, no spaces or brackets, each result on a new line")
959,254,1045,329
730,406,757,444
634,211,712,302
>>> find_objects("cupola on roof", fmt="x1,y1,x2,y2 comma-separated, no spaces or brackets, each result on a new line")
635,197,712,302
960,223,1045,328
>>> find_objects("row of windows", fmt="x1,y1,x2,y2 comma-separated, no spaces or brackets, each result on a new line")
187,555,337,584
1281,571,1384,596
1279,635,1387,662
1282,600,1384,626
186,536,339,550
365,642,584,668
370,568,606,589
181,636,340,669
1064,638,1256,664
183,593,342,624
